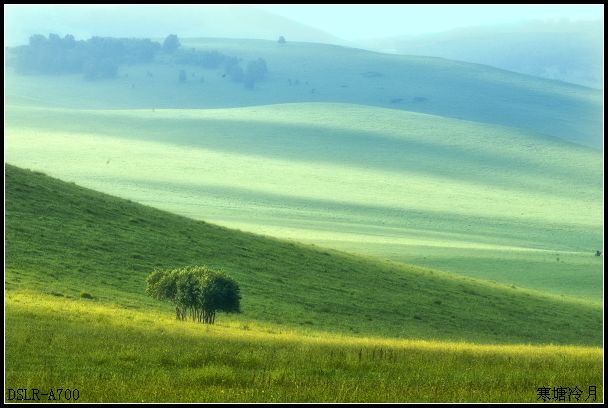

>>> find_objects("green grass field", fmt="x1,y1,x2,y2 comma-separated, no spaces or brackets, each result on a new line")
5,291,602,403
4,37,603,402
5,102,603,301
6,165,602,344
4,165,603,402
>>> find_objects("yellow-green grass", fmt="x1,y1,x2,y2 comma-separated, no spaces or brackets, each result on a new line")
5,165,602,346
5,37,603,148
5,291,603,402
5,102,603,301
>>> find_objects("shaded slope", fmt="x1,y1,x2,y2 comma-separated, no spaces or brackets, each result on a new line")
5,164,602,345
5,38,603,148
5,103,603,300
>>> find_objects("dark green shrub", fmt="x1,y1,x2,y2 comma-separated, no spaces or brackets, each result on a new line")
145,265,240,324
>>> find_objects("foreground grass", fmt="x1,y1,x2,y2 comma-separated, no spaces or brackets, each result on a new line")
5,291,602,403
5,165,602,345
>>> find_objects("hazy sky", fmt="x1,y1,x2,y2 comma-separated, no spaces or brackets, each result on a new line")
259,4,604,39
4,4,603,46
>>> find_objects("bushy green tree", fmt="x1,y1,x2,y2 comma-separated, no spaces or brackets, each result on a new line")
197,268,241,323
145,266,240,324
145,268,181,318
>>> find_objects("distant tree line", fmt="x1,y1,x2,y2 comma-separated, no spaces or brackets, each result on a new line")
9,33,269,88
11,33,162,80
175,49,228,69
145,265,241,324
175,48,268,88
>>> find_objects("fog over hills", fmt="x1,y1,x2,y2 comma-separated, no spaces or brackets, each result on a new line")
4,5,343,46
357,20,604,89
7,6,602,88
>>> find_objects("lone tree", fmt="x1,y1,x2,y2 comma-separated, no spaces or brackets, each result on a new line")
278,35,286,44
163,34,181,53
145,265,240,324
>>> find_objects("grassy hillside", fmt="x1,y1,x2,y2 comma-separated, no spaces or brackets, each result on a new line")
5,103,603,301
5,37,602,148
5,291,602,402
5,164,602,345
5,24,603,404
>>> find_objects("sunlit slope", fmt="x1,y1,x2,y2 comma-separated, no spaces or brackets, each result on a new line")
5,165,602,345
5,291,603,402
5,38,602,148
5,103,603,300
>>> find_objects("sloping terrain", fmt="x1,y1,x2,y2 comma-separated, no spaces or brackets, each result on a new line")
5,38,602,147
5,164,602,345
5,103,603,301
4,34,603,403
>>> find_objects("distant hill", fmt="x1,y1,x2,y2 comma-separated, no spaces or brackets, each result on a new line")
5,164,602,345
4,5,342,46
5,37,603,148
358,20,604,89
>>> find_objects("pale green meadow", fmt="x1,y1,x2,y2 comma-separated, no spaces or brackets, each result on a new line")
5,102,603,301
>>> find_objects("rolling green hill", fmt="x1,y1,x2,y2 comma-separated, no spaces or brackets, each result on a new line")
5,37,602,148
5,164,602,345
4,28,604,404
5,102,603,301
